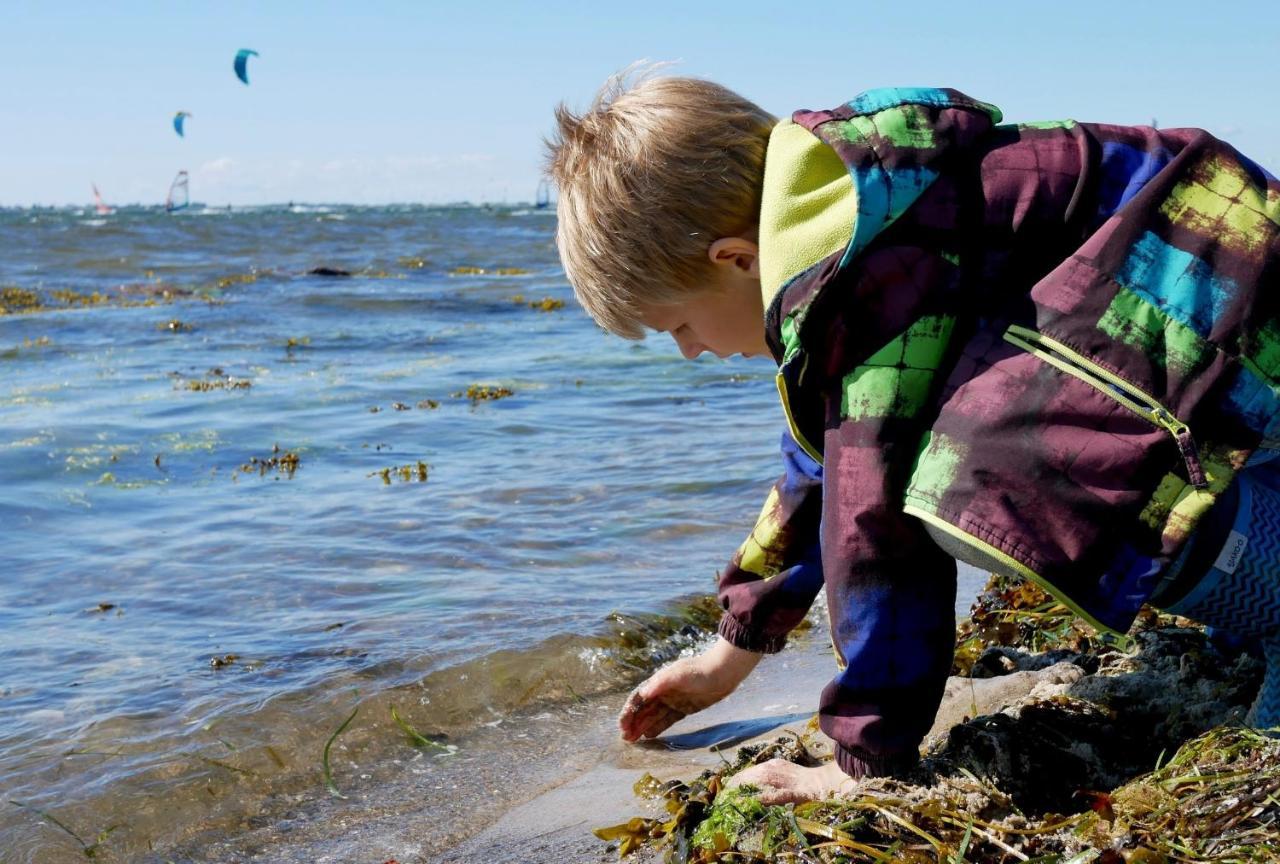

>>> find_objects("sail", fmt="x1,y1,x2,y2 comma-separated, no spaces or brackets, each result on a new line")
535,179,551,209
91,183,112,215
165,170,190,212
234,49,259,85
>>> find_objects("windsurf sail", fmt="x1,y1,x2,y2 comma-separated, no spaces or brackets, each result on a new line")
535,179,551,209
234,49,259,85
165,170,190,213
173,111,192,138
91,183,113,215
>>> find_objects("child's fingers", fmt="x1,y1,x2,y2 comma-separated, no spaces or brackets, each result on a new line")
635,704,685,739
619,692,685,741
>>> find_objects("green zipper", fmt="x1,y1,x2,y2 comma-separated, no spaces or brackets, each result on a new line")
1003,325,1207,488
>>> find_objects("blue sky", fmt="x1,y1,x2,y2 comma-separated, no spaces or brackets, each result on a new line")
4,0,1277,206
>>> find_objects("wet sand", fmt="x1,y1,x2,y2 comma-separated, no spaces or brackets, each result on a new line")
161,613,1091,863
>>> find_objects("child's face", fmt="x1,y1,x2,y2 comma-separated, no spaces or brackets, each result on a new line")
637,276,768,360
636,237,770,360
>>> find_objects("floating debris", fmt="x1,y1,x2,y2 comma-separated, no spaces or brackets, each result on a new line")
209,654,238,669
398,256,430,270
369,461,429,485
284,336,310,352
453,384,514,403
306,266,351,277
529,296,565,312
417,399,440,410
161,319,193,332
391,402,411,411
85,602,116,614
368,406,382,413
234,445,300,479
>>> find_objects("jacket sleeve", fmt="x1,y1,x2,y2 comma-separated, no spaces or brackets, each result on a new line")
818,414,958,778
807,306,962,778
716,429,825,653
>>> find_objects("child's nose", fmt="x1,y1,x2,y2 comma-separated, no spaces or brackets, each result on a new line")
674,333,705,359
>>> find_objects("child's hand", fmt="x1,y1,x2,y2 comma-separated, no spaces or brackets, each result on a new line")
619,637,762,742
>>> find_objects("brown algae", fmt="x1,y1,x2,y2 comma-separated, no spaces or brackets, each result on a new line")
454,384,514,403
0,286,42,314
369,461,430,484
234,445,300,479
598,575,1272,862
448,265,531,276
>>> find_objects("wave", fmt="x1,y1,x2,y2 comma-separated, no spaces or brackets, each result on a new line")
0,595,724,862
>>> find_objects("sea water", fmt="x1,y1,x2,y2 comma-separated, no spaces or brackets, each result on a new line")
0,204,985,860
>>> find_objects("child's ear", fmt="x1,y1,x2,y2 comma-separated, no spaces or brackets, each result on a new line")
708,237,760,279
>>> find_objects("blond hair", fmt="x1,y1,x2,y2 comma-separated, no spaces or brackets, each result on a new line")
545,65,775,338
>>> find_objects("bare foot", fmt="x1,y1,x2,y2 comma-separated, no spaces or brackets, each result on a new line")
723,759,858,805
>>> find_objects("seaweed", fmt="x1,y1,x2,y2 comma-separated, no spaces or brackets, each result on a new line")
529,296,565,312
389,705,451,752
214,272,262,290
510,293,565,311
598,600,1276,862
368,461,430,484
8,800,120,858
952,574,1128,677
233,445,300,479
449,265,530,276
453,384,514,403
0,285,181,317
172,368,252,392
321,705,361,799
0,286,42,314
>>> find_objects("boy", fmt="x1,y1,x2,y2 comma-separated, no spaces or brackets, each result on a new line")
545,70,1280,804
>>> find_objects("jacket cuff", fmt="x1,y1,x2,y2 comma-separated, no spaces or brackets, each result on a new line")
717,613,788,654
835,743,918,779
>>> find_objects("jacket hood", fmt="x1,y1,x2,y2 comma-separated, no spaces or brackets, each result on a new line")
760,88,1002,362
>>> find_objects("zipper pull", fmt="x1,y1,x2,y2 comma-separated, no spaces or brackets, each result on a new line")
1172,425,1208,489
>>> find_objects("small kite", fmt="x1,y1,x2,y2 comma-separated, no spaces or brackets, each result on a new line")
234,49,259,85
173,111,192,138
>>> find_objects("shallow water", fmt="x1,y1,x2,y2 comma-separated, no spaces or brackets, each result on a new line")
0,204,984,860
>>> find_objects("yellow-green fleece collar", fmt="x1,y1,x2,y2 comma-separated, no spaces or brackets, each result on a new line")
757,119,857,309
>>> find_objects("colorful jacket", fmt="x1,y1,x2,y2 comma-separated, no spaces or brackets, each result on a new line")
716,87,1280,778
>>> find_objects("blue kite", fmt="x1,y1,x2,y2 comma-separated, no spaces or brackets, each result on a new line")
173,111,192,138
234,49,259,85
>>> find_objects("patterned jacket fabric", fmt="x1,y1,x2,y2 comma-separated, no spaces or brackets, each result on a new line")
715,88,1280,777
